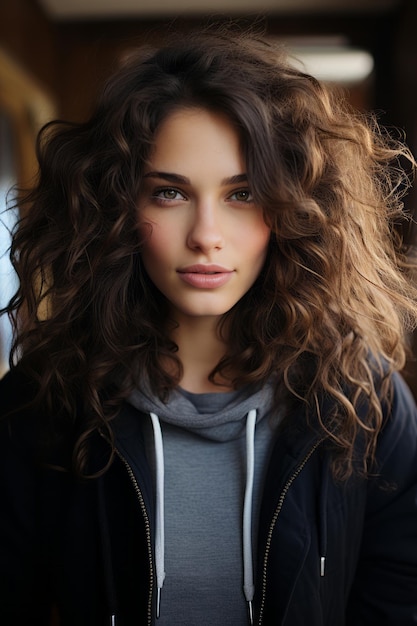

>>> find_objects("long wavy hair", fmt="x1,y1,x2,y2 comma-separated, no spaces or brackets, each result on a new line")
4,28,417,478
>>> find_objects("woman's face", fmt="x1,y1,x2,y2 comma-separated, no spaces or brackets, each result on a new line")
138,108,271,324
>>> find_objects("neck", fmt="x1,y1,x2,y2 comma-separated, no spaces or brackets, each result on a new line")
168,315,233,393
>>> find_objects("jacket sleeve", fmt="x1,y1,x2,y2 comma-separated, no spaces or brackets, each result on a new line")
347,372,417,625
0,370,54,625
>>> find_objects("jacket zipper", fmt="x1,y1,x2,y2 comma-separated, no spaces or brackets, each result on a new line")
114,448,154,626
257,439,323,626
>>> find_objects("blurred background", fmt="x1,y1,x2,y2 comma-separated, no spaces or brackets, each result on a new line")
1,0,417,388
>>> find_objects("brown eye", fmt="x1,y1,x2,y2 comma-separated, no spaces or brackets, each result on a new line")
231,189,253,202
162,189,178,199
152,187,186,202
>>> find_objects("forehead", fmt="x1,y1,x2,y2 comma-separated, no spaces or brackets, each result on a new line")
147,107,245,175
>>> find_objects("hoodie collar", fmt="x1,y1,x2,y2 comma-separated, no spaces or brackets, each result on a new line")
128,379,276,443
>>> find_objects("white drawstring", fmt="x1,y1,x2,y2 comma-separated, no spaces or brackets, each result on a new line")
150,412,166,618
150,409,257,624
243,409,257,625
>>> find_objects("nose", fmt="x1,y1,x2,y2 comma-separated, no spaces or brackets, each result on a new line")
186,200,224,253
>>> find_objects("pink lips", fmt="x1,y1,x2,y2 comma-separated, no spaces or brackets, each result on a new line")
177,264,234,289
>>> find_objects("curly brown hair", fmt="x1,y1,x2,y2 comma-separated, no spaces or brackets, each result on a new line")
4,28,417,478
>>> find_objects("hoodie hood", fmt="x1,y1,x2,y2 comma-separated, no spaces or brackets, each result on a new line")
128,379,276,443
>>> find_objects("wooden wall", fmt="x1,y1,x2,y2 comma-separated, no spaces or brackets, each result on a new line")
0,1,411,125
53,13,395,122
0,0,57,93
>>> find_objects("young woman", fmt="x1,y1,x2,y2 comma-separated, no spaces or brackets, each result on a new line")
1,29,417,626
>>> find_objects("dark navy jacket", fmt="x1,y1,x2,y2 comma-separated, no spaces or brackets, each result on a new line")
1,368,417,625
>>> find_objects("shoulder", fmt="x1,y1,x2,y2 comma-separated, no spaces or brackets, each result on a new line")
0,367,74,468
367,371,417,509
345,372,417,618
0,367,40,444
377,371,417,467
0,369,47,469
0,367,39,416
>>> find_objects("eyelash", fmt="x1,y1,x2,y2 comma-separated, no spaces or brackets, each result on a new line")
229,189,253,202
152,187,186,203
151,187,254,204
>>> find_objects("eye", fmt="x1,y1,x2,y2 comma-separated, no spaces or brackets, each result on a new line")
229,189,253,202
153,187,186,202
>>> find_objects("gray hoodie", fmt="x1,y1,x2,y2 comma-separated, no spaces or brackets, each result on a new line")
128,380,280,625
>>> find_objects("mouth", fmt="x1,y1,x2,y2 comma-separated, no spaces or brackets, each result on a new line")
178,264,233,275
177,265,234,288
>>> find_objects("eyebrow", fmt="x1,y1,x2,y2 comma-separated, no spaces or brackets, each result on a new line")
143,171,248,186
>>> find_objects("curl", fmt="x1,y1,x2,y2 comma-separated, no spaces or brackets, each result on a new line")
3,27,417,479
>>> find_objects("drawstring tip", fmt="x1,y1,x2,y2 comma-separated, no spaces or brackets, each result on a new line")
156,587,162,619
248,600,254,625
320,556,326,577
110,615,116,626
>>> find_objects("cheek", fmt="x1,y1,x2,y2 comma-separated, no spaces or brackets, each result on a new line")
141,240,167,272
139,220,173,264
241,220,271,263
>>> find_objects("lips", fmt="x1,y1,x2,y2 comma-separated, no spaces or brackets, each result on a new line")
177,264,234,288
